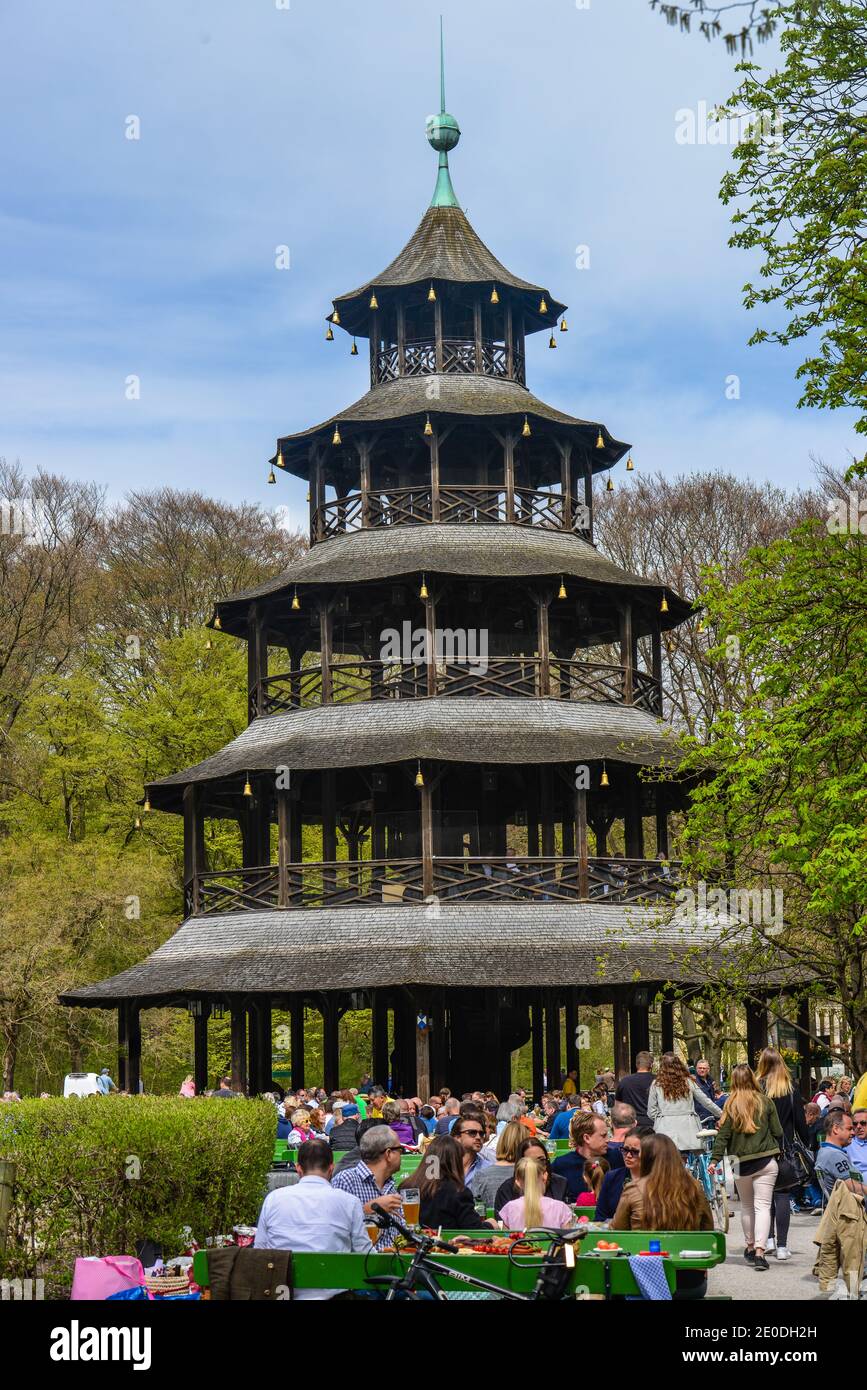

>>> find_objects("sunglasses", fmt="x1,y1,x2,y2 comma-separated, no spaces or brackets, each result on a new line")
621,1145,641,1156
460,1129,484,1138
853,1119,867,1126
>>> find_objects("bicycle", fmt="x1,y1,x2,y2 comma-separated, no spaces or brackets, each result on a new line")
362,1204,590,1301
686,1131,729,1233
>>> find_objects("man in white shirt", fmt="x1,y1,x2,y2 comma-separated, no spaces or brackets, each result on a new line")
254,1137,373,1300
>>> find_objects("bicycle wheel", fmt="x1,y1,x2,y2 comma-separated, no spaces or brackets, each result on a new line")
712,1178,729,1233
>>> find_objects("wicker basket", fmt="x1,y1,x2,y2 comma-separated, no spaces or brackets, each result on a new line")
144,1273,191,1296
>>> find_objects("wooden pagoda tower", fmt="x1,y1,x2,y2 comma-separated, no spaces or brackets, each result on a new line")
62,47,758,1097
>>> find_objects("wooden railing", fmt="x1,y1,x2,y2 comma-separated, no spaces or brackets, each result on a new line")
189,856,683,916
254,657,663,717
312,483,590,540
374,337,525,386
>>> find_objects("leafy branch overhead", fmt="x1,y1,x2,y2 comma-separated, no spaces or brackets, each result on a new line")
649,0,778,54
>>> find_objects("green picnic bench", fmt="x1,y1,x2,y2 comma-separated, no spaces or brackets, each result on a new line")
192,1229,724,1298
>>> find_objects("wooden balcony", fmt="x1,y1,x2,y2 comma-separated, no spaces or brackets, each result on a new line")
251,656,663,719
186,855,682,917
313,483,590,542
375,336,525,387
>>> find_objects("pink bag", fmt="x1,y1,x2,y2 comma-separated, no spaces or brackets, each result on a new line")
71,1255,146,1300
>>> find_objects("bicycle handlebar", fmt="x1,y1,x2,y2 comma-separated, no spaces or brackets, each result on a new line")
369,1201,460,1253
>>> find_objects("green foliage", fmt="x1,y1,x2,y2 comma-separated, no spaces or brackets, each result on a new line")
719,1,867,472
0,1097,275,1295
649,0,778,54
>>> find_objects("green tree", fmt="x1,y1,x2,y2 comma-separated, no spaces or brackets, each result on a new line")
649,0,778,53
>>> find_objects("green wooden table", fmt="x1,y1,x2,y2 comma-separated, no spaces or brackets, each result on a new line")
193,1229,724,1298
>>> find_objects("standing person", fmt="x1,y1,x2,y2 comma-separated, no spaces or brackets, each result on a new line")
253,1138,373,1300
499,1157,574,1231
331,1124,404,1248
648,1052,722,1152
451,1114,491,1185
607,1103,637,1158
562,1069,578,1098
402,1136,494,1231
614,1051,655,1128
710,1064,782,1272
755,1046,809,1260
96,1068,118,1095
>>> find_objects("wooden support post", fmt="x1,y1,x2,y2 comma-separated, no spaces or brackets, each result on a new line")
575,786,589,898
655,786,669,858
531,992,545,1101
797,998,812,1100
312,451,325,544
434,297,443,372
117,1003,128,1092
369,310,380,385
559,440,572,532
545,990,561,1090
247,601,267,722
396,302,406,375
290,998,305,1090
564,989,579,1087
277,787,290,906
425,590,437,696
619,603,634,706
537,594,551,696
473,294,483,372
322,771,337,893
651,623,663,713
505,300,514,379
504,433,516,524
612,996,630,1080
584,457,593,541
624,767,644,859
416,1007,431,1102
372,995,389,1088
745,998,768,1067
429,428,441,522
420,775,434,900
183,784,204,916
629,1004,651,1068
127,1001,141,1096
661,999,675,1055
540,766,554,857
359,442,372,529
430,990,448,1093
194,1007,208,1095
322,998,340,1093
230,999,248,1095
318,600,333,704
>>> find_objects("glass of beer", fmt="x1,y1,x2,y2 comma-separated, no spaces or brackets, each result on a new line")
366,1222,380,1246
402,1188,421,1229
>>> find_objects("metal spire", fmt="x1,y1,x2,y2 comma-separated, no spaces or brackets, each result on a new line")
426,16,461,209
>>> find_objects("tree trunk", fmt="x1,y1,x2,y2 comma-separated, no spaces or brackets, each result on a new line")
2,1023,18,1092
678,1004,702,1063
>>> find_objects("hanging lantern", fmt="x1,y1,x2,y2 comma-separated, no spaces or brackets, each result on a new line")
369,291,379,309
143,796,151,813
325,324,334,341
548,331,557,349
213,614,222,630
332,306,341,325
267,467,276,485
243,777,253,798
428,282,437,302
292,588,300,611
539,296,548,313
626,454,634,471
490,285,499,305
522,415,531,438
419,574,429,600
558,576,567,600
350,337,358,356
606,475,614,493
660,593,669,614
596,428,605,449
415,762,424,788
332,424,342,446
600,762,610,789
560,317,568,332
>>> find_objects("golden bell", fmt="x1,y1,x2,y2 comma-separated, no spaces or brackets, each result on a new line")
549,332,557,349
560,317,568,332
606,476,614,492
267,468,276,485
243,778,253,798
490,285,499,305
369,291,378,309
600,765,609,789
415,763,424,788
350,338,358,356
292,589,300,611
134,816,142,830
697,618,706,633
326,324,334,341
143,796,151,813
626,454,634,471
558,577,567,600
428,283,437,302
332,425,342,446
332,307,340,325
596,429,604,449
539,296,548,314
424,414,433,437
306,489,311,503
205,638,212,650
522,415,531,438
660,594,669,614
214,614,222,630
277,446,284,469
419,575,429,600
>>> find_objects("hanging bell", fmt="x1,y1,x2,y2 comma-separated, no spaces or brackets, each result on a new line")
292,588,301,611
558,577,567,600
606,475,614,493
415,762,424,788
424,414,433,437
306,488,311,503
332,307,340,325
276,446,284,469
332,425,342,446
697,618,706,633
428,283,437,302
350,338,358,356
267,467,276,485
419,575,429,600
326,324,334,341
596,429,605,449
134,816,142,830
626,454,634,471
243,778,253,798
539,296,548,314
549,331,557,349
490,285,499,305
560,317,568,332
600,764,610,789
214,614,222,630
143,796,151,813
205,638,212,650
369,291,379,309
522,416,531,438
660,594,669,614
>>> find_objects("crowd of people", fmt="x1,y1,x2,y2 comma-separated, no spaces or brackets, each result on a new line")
249,1055,867,1300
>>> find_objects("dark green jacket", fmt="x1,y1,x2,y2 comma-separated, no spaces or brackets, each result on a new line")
711,1095,783,1163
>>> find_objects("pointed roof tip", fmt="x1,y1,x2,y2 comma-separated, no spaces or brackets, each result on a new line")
427,19,461,208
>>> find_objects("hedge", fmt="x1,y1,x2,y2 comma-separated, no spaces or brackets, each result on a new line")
0,1096,275,1295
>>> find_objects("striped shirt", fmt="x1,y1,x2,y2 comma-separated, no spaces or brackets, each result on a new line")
331,1160,399,1249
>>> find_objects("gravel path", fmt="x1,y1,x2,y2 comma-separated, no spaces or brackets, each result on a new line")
706,1209,829,1300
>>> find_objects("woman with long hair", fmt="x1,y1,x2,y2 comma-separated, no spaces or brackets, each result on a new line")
710,1063,783,1271
499,1156,574,1231
611,1133,713,1300
755,1047,809,1261
401,1135,494,1231
468,1120,526,1208
647,1051,722,1152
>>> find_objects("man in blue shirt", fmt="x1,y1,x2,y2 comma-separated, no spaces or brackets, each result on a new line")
846,1109,867,1180
815,1111,865,1201
549,1103,579,1141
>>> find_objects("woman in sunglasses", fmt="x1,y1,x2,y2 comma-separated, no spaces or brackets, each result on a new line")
595,1127,643,1222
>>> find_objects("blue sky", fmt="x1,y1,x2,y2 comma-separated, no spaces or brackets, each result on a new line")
0,0,856,524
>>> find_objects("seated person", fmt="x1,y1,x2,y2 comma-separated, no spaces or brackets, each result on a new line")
499,1156,575,1231
595,1127,643,1222
576,1156,609,1207
402,1135,495,1232
552,1112,623,1202
493,1137,569,1215
611,1133,713,1301
815,1110,866,1202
